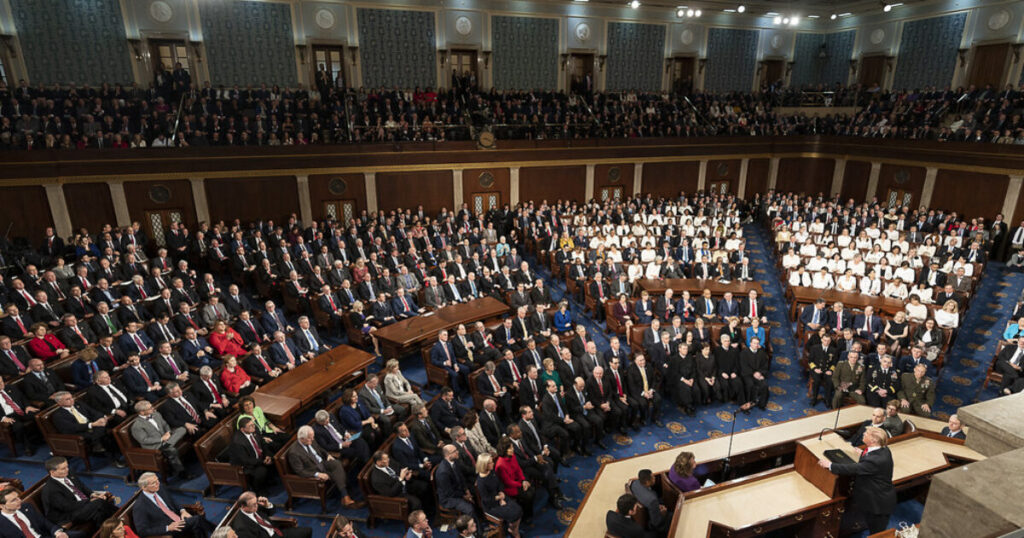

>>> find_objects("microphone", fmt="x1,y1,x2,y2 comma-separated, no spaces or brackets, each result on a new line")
818,406,842,440
719,407,745,482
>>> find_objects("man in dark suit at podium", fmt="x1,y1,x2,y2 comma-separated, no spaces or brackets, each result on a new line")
818,426,897,533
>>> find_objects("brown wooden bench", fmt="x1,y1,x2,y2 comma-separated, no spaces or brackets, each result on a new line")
273,434,335,512
195,410,248,497
35,404,93,470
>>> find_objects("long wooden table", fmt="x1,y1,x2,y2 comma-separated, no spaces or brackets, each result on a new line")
374,296,509,359
254,344,375,429
566,406,956,538
787,285,907,320
637,278,763,296
672,432,982,537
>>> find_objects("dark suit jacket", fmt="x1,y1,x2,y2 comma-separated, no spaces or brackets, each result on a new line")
286,440,330,478
409,417,443,454
606,510,653,538
21,369,65,402
435,460,467,503
51,402,104,436
0,505,61,538
40,474,94,524
132,490,185,537
152,353,189,381
0,346,31,377
229,430,267,470
940,427,966,440
231,505,289,538
122,363,160,397
390,434,427,470
828,447,897,515
1,314,34,339
370,465,404,496
86,381,132,415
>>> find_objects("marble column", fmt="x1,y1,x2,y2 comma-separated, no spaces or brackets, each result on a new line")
632,163,643,195
43,183,72,238
364,172,378,213
295,175,312,224
585,164,595,201
108,180,132,228
510,167,520,205
189,178,211,224
737,158,749,198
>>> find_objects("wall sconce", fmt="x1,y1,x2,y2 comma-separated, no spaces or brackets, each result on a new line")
698,58,707,73
482,50,492,68
296,44,307,65
957,47,969,67
0,35,15,58
438,48,448,65
189,41,202,63
127,38,143,62
598,55,607,71
349,46,359,64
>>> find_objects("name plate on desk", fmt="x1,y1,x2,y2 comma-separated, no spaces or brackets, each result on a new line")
824,449,855,465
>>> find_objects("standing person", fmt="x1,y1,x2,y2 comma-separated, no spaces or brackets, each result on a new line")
817,427,897,534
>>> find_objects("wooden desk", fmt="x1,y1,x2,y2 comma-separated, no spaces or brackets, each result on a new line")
787,286,907,320
795,433,860,497
251,393,302,431
374,296,509,359
637,278,763,297
255,345,375,427
566,405,876,538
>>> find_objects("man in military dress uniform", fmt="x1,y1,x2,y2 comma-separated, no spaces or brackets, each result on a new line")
897,363,935,417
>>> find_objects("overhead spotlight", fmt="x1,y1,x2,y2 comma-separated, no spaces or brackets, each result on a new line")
737,5,745,13
830,13,837,20
687,9,694,16
629,0,640,8
677,8,685,17
883,2,892,12
694,9,701,17
782,16,790,24
789,16,799,25
773,16,782,25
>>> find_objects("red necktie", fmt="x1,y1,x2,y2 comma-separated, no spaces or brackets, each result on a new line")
5,350,25,371
613,372,623,396
751,302,757,317
105,347,119,366
328,295,336,310
138,285,147,299
179,398,199,422
13,511,35,537
187,315,198,329
137,366,152,386
597,378,604,396
14,317,25,334
511,361,522,383
152,493,181,522
861,447,868,457
74,326,87,344
1,391,23,415
256,355,272,373
21,291,35,306
401,297,409,311
132,333,146,352
253,513,282,536
206,379,222,401
249,434,263,458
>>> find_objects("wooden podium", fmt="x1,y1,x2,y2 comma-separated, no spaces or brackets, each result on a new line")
794,433,860,497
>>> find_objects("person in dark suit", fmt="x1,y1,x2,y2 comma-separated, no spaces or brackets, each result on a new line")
311,410,371,468
0,377,42,455
853,306,883,346
740,337,771,411
56,314,96,352
288,426,363,508
133,472,213,537
818,427,897,534
429,387,466,431
85,370,131,424
89,303,121,339
799,299,829,332
161,381,219,436
430,330,470,397
0,306,33,340
230,417,275,495
0,336,31,377
40,456,117,527
368,451,426,512
435,445,476,520
940,414,966,440
539,379,587,456
391,422,439,475
51,391,123,466
626,355,662,427
606,493,655,538
231,491,312,538
0,487,70,538
294,317,329,357
410,404,445,457
478,399,505,448
21,358,66,404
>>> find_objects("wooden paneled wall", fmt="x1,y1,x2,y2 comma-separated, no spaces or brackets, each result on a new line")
519,166,586,203
642,161,700,197
594,164,634,197
63,183,117,234
776,157,835,195
877,164,925,208
463,168,511,209
205,176,299,224
840,160,873,202
931,170,1009,218
375,171,454,213
309,173,367,221
745,159,769,196
124,180,198,228
0,186,53,242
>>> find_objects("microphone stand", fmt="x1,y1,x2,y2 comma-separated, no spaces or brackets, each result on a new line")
719,407,744,483
818,406,843,441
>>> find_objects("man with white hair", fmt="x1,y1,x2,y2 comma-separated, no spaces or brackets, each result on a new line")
130,400,188,479
286,425,364,508
133,472,213,537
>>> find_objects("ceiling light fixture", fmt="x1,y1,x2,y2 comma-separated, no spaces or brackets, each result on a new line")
773,15,782,25
830,13,837,20
677,8,686,17
629,0,640,9
883,2,892,12
694,9,701,17
737,5,745,13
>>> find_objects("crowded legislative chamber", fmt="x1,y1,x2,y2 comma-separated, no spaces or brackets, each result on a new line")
3,0,1024,537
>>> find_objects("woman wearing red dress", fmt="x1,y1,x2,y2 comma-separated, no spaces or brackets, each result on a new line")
208,320,247,356
99,518,140,538
494,437,537,520
26,323,71,361
219,355,256,396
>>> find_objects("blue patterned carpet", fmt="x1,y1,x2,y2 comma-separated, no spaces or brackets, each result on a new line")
0,222,1016,537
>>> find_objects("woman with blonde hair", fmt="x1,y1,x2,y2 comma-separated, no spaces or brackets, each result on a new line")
475,451,523,537
934,299,960,330
383,358,424,407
